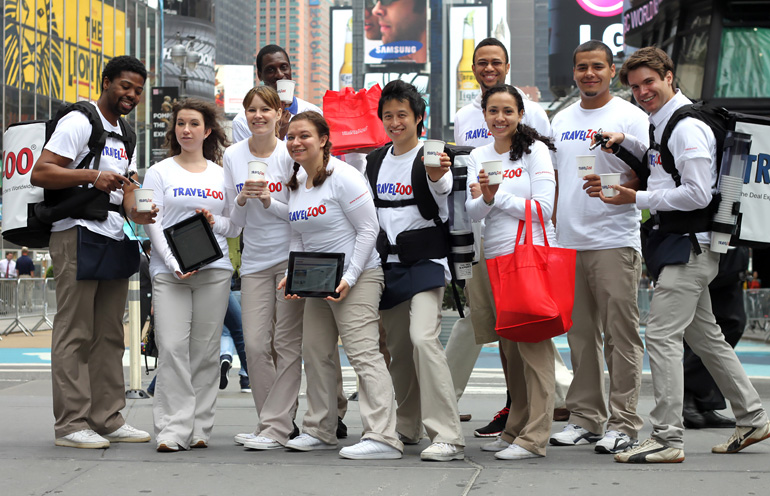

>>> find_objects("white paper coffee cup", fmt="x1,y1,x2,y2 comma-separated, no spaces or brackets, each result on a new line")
248,160,269,182
135,188,154,212
600,173,621,198
483,160,504,185
576,155,596,178
423,139,445,167
276,79,296,103
710,231,732,253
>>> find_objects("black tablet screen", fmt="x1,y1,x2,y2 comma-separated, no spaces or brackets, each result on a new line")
291,255,339,293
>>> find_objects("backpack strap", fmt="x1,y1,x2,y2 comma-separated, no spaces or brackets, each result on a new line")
657,103,696,187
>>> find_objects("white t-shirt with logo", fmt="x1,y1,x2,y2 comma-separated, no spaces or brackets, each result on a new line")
142,157,239,279
44,102,137,240
465,141,557,259
454,89,552,147
287,157,380,287
223,138,295,275
373,142,452,278
551,97,648,252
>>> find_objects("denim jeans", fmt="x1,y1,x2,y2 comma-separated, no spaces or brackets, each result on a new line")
220,291,248,378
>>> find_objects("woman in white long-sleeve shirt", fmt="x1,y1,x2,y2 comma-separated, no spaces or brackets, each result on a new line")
466,84,558,461
277,111,403,460
143,98,240,452
223,86,304,450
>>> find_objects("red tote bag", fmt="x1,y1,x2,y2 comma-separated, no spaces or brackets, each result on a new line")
323,85,390,155
486,200,576,343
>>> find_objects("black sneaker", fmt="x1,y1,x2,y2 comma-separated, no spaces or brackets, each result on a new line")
337,417,348,439
219,355,232,390
239,375,251,393
474,407,509,437
289,422,300,440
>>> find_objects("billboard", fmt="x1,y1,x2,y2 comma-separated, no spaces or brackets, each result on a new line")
364,0,428,67
150,87,178,166
330,7,353,91
448,5,490,123
214,65,254,114
4,0,126,103
549,0,624,96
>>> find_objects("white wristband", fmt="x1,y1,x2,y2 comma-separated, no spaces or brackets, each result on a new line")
92,170,102,187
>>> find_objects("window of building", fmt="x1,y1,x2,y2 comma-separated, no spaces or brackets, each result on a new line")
715,27,770,98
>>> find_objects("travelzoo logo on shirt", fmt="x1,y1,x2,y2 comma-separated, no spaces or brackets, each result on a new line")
236,181,283,193
289,204,327,221
103,146,128,160
558,129,601,142
377,182,413,196
504,168,523,179
172,187,225,200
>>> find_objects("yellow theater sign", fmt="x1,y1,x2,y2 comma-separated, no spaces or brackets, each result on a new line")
4,0,126,103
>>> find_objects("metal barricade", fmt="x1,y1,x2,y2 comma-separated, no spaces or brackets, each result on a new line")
744,289,770,341
0,277,56,337
1,278,31,336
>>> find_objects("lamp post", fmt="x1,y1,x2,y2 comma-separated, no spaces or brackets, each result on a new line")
170,32,200,99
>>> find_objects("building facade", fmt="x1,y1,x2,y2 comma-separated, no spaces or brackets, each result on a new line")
2,0,162,179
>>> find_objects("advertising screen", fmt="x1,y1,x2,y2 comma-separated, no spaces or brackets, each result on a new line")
364,0,428,67
330,7,353,91
448,5,490,123
549,0,624,96
214,65,255,115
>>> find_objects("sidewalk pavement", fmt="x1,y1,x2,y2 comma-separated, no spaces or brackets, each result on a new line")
2,359,770,495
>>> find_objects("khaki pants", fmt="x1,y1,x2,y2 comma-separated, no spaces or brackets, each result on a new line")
500,337,555,456
458,242,571,407
241,261,304,444
300,268,402,451
382,287,465,446
647,246,767,449
50,228,129,438
152,268,232,448
566,248,644,437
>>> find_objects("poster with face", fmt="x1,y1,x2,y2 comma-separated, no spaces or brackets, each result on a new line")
364,0,428,66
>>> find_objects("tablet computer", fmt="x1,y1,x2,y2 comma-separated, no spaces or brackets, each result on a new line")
286,251,345,298
163,212,223,274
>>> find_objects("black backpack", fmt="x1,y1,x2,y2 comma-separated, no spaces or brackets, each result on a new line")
2,102,137,248
365,143,473,316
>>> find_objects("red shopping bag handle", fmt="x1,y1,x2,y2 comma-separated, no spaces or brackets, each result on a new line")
515,199,549,247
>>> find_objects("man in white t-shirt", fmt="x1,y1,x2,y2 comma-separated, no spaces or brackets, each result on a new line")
548,41,648,455
447,37,571,437
598,46,770,464
31,56,157,449
231,45,322,143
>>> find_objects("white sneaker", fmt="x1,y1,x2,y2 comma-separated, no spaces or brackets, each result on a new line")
55,429,110,449
549,423,602,446
481,437,511,452
285,433,337,452
156,439,182,452
103,424,151,443
339,439,402,460
494,443,543,460
712,421,770,454
243,435,282,450
595,430,638,454
420,442,465,461
234,432,258,445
